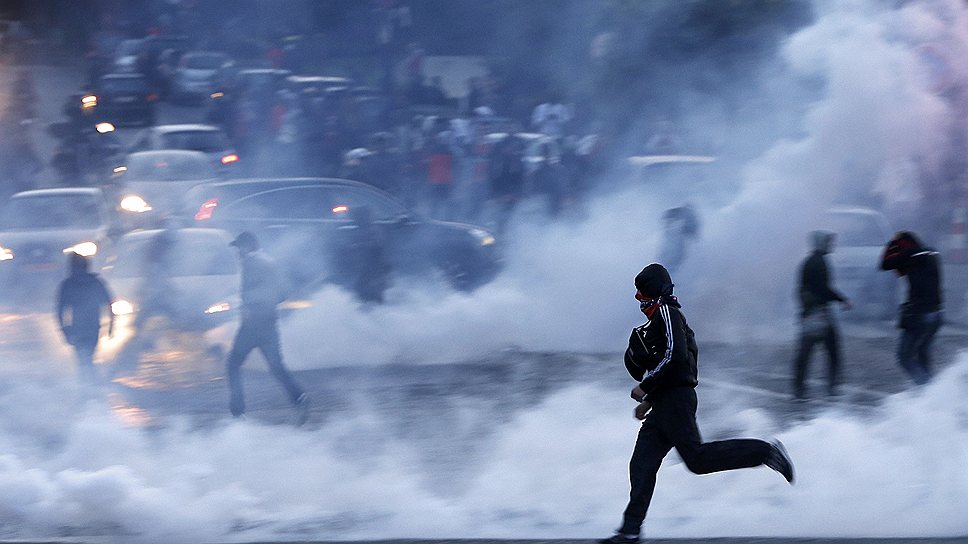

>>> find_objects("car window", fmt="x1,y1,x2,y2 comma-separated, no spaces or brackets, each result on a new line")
327,187,407,221
0,195,103,230
222,187,335,220
125,154,216,181
822,213,886,246
182,53,227,70
112,233,237,277
100,77,148,93
161,130,228,153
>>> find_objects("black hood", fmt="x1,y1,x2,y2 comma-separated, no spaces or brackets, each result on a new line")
634,263,674,298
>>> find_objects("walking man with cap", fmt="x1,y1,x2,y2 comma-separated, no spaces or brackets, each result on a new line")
227,231,309,424
601,263,795,544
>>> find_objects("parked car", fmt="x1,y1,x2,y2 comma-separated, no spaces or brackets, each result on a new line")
0,188,120,304
170,51,234,103
181,178,502,293
129,124,239,170
102,228,238,331
818,206,899,319
113,150,218,230
86,73,158,127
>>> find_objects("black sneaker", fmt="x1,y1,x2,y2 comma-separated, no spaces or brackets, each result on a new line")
598,533,640,544
295,393,310,427
765,439,795,484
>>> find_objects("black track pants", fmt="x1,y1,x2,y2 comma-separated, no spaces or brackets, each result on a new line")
620,386,772,535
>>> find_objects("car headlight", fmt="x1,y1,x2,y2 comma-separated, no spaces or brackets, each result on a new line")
469,228,496,246
0,246,13,261
120,195,152,213
204,302,232,314
112,299,134,316
63,241,98,257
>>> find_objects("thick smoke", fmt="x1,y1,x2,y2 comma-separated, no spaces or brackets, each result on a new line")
282,0,968,362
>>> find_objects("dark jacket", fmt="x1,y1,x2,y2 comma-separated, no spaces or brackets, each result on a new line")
624,303,699,399
880,240,942,314
798,251,846,317
57,272,113,344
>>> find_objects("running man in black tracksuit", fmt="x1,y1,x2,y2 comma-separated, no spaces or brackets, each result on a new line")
601,264,795,544
880,231,943,385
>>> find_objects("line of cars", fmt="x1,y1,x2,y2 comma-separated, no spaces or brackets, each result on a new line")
0,166,504,333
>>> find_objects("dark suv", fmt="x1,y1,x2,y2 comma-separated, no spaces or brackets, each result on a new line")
181,178,502,293
88,73,157,127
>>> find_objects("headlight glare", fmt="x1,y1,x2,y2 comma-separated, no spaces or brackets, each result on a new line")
112,300,134,316
0,246,13,261
120,195,152,213
204,302,231,314
63,241,98,257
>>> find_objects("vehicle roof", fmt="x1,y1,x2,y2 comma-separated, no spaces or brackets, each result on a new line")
182,50,229,57
101,73,147,80
195,177,379,191
119,227,233,243
626,155,717,167
825,206,885,217
287,75,352,84
126,149,210,161
11,187,104,199
150,124,223,134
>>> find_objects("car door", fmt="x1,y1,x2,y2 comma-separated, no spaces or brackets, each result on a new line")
218,186,336,288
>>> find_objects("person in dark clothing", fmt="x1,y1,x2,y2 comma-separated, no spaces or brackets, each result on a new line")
601,263,794,544
56,253,114,382
880,231,943,385
793,230,852,399
338,206,391,303
226,231,310,424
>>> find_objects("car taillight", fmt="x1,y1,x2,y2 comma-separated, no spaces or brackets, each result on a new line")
221,153,239,165
146,93,159,102
195,198,218,220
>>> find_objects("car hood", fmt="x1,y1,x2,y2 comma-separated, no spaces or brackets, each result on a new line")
0,227,107,250
122,180,211,213
109,274,238,313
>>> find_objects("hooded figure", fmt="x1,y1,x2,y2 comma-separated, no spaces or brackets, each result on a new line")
880,231,943,384
56,253,114,381
602,263,794,544
792,230,851,399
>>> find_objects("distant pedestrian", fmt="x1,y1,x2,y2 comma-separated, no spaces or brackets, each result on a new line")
601,263,794,544
880,231,943,385
226,231,309,424
793,230,851,400
657,204,700,273
56,253,114,382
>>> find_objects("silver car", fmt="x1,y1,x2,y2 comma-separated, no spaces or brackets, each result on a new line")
114,150,218,229
103,228,238,332
0,188,119,303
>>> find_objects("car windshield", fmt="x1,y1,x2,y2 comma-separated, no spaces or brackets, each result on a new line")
100,77,147,93
124,154,216,181
0,195,103,230
823,213,886,246
116,40,143,56
183,54,226,70
161,130,228,153
112,233,237,277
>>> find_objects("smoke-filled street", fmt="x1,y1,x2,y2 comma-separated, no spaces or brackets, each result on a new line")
0,1,967,543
